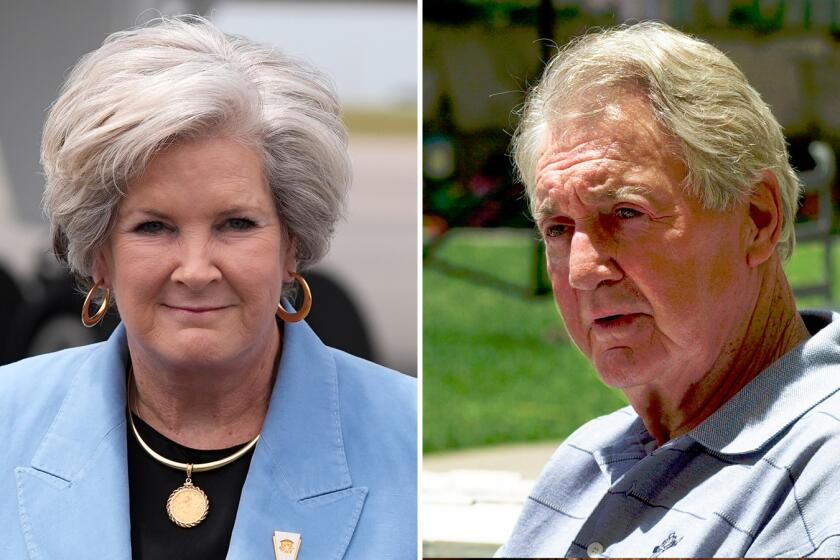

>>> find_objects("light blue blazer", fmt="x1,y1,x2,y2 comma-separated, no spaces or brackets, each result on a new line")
0,319,416,559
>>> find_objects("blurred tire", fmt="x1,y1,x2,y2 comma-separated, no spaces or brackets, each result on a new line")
26,314,101,356
5,287,118,365
297,271,375,362
0,266,23,365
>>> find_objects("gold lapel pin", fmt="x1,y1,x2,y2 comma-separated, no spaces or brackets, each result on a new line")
273,531,302,560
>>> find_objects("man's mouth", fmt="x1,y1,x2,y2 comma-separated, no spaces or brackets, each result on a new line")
595,313,624,323
592,313,645,328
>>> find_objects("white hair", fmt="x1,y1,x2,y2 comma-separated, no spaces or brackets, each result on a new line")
513,21,801,261
42,15,350,290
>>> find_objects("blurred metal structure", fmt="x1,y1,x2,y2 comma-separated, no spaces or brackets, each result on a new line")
794,141,838,303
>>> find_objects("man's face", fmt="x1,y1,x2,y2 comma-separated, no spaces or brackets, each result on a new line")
534,96,756,391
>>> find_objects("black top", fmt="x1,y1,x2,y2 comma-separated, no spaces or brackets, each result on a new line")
127,413,255,560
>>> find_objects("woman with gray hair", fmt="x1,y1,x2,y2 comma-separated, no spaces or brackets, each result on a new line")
0,16,415,560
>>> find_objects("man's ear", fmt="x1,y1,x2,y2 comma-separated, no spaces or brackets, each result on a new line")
746,170,783,267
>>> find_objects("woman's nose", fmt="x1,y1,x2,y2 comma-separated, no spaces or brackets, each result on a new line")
567,230,622,290
170,235,222,289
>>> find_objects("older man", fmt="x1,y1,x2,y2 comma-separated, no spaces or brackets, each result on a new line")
497,22,840,558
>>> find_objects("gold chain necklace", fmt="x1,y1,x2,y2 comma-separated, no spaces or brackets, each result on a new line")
127,369,260,528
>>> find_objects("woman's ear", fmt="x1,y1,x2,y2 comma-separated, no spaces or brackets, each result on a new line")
90,250,112,288
746,170,783,268
282,236,298,283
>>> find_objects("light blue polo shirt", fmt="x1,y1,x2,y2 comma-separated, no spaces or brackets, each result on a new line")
497,310,840,558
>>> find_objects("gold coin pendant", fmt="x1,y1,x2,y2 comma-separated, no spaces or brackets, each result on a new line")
166,480,209,528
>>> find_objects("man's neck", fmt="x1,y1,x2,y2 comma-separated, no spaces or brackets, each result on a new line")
628,257,810,445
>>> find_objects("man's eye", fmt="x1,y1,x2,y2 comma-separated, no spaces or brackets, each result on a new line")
544,223,571,238
615,207,642,219
136,221,164,234
227,218,256,230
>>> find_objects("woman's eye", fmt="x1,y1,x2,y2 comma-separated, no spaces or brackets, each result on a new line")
226,218,256,230
135,221,164,234
615,207,642,219
544,223,571,238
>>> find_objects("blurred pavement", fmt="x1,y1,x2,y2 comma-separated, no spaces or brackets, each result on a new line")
423,440,561,558
317,135,418,375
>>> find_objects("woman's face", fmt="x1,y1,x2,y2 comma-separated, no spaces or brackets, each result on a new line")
95,136,294,371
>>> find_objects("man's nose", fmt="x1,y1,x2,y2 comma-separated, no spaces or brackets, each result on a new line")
568,229,622,290
170,234,222,289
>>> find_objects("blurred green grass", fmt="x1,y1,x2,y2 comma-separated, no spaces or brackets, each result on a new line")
423,228,838,453
343,107,416,136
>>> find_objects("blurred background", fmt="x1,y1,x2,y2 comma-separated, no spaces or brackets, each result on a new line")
0,0,417,375
422,0,840,556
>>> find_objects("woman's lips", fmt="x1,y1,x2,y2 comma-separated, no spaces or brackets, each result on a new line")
163,304,229,314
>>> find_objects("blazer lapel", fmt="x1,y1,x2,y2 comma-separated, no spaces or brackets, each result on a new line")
16,325,132,560
226,320,367,560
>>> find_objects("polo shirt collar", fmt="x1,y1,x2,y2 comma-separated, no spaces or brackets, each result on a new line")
688,309,840,455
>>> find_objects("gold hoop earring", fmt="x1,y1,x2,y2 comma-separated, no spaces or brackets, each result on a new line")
276,272,311,323
81,281,111,327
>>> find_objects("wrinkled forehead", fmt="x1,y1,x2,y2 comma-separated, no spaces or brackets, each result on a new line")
538,94,681,176
533,95,688,215
540,93,676,160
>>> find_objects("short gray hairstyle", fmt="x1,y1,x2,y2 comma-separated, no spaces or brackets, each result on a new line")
42,15,350,290
513,21,801,261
